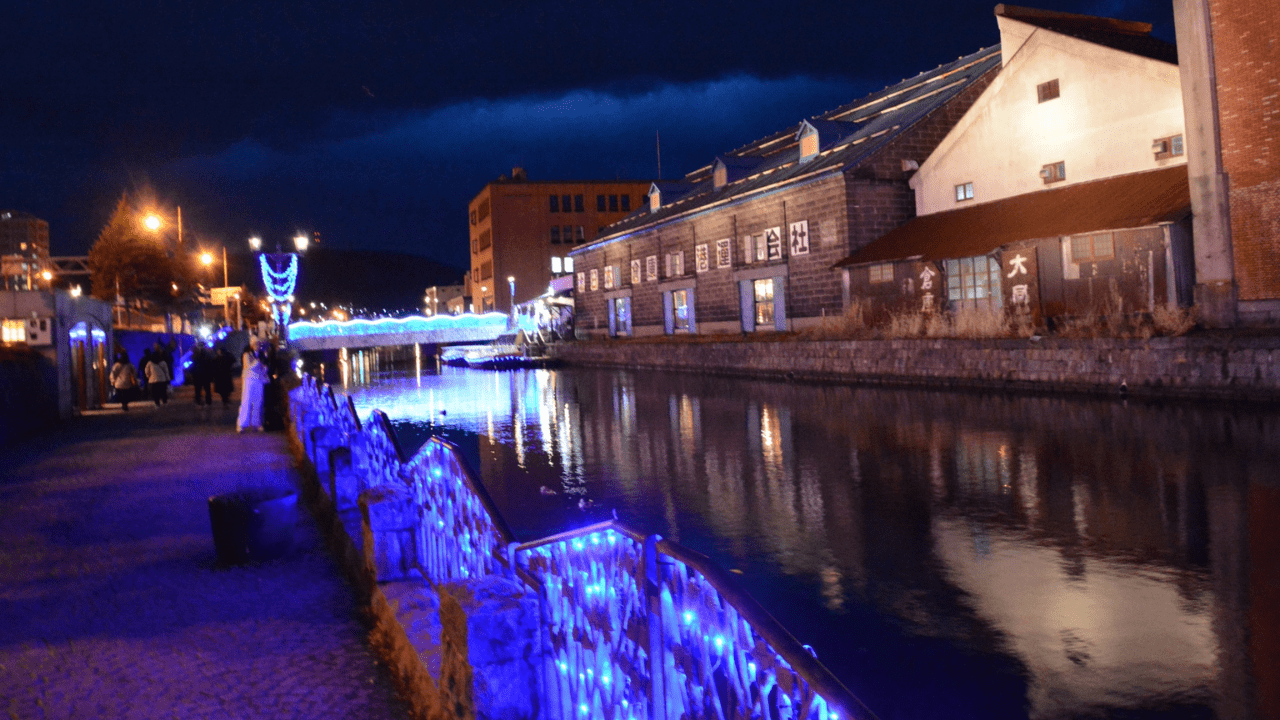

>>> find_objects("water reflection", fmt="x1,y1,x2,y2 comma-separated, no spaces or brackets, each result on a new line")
347,365,1276,720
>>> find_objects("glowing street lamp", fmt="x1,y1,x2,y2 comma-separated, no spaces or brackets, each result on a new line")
251,232,311,344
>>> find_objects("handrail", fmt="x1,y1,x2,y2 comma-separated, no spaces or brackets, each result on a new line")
290,379,877,720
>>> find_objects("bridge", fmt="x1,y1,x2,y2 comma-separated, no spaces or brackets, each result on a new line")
287,312,529,351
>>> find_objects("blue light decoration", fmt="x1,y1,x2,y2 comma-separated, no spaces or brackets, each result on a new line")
288,380,869,720
287,311,511,341
260,253,299,339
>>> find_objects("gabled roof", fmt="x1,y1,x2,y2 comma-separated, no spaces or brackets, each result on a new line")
833,165,1190,267
995,4,1177,64
572,44,1002,253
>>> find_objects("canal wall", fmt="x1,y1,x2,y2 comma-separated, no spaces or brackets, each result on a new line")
286,378,877,720
549,334,1280,401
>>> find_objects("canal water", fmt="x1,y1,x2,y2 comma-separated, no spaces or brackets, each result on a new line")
344,365,1276,720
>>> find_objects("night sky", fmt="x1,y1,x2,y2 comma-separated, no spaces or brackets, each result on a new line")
2,0,1175,272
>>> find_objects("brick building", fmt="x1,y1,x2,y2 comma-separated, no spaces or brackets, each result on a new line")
467,169,650,313
568,46,1000,339
836,5,1195,322
0,210,50,291
1174,0,1280,326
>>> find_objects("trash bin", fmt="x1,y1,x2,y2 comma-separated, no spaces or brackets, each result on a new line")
208,489,298,565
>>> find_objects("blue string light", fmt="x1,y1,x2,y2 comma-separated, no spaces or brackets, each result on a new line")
259,254,298,300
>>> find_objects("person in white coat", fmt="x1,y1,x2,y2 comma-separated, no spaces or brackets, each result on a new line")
236,347,269,432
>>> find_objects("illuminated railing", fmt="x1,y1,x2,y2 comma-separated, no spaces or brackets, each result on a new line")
288,312,511,341
289,381,877,720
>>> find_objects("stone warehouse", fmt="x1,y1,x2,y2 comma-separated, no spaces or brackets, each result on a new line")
835,5,1195,322
568,45,1002,338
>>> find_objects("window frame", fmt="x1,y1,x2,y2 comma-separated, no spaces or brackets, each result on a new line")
955,182,974,202
1070,232,1116,263
1037,79,1060,103
1041,161,1066,184
1153,134,1185,160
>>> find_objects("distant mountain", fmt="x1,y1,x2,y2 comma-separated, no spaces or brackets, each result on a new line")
287,248,464,315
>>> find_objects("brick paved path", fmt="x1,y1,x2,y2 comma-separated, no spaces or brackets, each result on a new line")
0,388,408,719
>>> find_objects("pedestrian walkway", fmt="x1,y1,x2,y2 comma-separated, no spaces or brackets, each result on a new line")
0,386,409,719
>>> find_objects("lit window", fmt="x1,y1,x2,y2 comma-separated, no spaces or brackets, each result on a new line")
753,278,775,328
603,265,615,290
1152,135,1185,160
671,289,690,332
955,182,974,201
564,257,574,272
1037,79,1060,103
1040,161,1066,184
2,319,26,343
868,263,894,283
612,297,631,336
551,257,563,274
1071,232,1115,263
800,132,819,161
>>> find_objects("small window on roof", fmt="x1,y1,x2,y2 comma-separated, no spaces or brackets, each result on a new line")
955,182,974,202
800,132,819,161
1037,79,1060,103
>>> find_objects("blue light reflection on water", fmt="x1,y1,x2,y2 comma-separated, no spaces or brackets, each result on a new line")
345,365,1275,720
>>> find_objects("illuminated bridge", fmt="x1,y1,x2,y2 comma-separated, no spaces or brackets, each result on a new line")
287,312,522,351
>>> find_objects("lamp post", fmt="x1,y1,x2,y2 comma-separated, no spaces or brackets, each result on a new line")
251,233,309,345
508,275,516,324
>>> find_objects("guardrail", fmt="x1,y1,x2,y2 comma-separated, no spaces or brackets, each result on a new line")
290,379,877,720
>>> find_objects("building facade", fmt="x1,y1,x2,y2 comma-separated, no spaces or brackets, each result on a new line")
0,210,50,291
835,6,1196,323
569,46,1001,339
467,169,650,314
1174,0,1280,326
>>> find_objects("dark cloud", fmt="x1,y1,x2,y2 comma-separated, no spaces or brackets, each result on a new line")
1,0,1174,273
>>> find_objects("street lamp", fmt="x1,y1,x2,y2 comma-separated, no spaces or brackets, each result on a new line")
507,275,516,322
252,233,310,344
142,207,183,247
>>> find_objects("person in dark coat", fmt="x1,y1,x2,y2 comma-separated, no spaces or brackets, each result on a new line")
213,346,235,406
190,342,214,405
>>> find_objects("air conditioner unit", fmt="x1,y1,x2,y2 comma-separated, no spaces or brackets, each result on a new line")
25,316,52,346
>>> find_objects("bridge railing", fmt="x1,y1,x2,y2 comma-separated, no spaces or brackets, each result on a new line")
289,380,877,720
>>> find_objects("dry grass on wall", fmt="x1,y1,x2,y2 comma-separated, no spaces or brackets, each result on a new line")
802,301,1198,342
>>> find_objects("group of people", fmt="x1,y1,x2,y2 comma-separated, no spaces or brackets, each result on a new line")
187,343,237,407
108,340,182,410
107,338,279,433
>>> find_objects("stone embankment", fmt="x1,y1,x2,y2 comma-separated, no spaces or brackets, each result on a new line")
551,334,1280,401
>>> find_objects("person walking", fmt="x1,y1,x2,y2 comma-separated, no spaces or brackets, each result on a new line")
109,351,139,411
213,346,235,406
145,350,172,406
190,343,213,406
236,348,269,432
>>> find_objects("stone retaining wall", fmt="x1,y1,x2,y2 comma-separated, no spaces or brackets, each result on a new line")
550,335,1280,401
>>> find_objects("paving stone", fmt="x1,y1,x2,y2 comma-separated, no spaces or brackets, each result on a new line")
0,386,409,719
